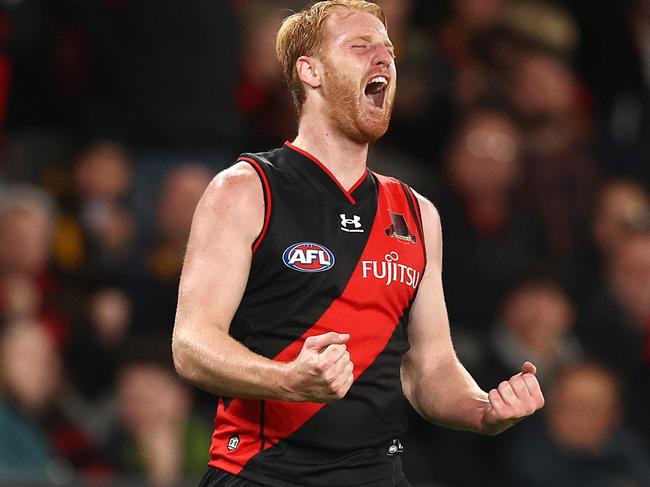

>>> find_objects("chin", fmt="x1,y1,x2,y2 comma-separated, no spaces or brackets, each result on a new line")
330,100,392,143
362,126,389,143
359,115,391,142
343,123,388,144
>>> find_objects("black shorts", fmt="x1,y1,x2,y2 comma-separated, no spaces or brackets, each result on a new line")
198,467,265,486
197,467,412,487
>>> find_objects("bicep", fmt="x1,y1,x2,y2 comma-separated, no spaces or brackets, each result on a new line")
402,198,456,391
174,163,264,337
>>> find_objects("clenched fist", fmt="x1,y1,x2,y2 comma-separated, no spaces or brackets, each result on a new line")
283,332,355,403
482,361,545,435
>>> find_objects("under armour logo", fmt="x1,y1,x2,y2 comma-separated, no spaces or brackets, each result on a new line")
340,213,364,233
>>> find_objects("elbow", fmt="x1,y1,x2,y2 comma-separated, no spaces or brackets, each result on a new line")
171,332,195,383
401,368,426,416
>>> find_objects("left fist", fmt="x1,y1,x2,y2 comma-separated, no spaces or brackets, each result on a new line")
483,361,545,435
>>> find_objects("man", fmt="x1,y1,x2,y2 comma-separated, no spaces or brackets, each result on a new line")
172,2,545,486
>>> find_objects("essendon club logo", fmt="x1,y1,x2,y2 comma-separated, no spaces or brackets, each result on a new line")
227,435,240,451
385,211,416,243
282,242,335,273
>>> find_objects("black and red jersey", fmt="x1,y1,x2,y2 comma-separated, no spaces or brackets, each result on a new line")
208,142,426,486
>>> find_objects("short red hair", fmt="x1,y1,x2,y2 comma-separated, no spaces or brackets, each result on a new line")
276,1,386,115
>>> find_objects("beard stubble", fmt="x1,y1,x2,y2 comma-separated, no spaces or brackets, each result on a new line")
321,58,393,143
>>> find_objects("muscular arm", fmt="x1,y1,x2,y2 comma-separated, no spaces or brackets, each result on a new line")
172,162,354,403
400,195,544,435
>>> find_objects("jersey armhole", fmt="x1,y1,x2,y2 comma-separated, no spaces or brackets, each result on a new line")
237,156,272,254
400,182,427,262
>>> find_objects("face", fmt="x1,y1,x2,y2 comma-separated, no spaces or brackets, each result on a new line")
0,323,61,414
548,366,620,453
593,182,650,255
316,11,397,143
503,284,574,353
447,111,521,196
118,364,189,436
158,165,211,243
610,235,650,322
454,0,507,31
511,53,574,118
0,208,51,276
75,142,132,201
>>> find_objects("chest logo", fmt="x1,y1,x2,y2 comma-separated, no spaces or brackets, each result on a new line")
386,211,416,243
361,251,421,289
283,242,335,273
340,213,364,233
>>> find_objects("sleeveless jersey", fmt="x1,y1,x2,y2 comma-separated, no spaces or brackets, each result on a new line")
208,142,427,486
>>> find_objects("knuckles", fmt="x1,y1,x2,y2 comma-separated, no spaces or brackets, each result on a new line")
334,388,347,399
498,381,510,391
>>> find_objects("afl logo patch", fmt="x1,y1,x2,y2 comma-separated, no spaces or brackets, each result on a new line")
282,242,335,273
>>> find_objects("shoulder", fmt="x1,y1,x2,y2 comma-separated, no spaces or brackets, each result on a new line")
409,189,443,264
193,161,264,243
410,188,440,228
371,170,441,230
372,171,435,209
202,161,262,210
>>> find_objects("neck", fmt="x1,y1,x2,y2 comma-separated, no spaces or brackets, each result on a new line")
292,112,369,191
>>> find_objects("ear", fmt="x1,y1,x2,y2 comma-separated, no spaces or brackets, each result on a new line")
296,56,322,89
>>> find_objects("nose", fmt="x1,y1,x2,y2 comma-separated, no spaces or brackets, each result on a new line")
373,44,393,67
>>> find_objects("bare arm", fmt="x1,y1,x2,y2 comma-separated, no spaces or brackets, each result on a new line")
172,162,354,403
400,194,544,435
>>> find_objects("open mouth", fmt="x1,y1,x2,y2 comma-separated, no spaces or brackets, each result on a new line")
364,76,388,109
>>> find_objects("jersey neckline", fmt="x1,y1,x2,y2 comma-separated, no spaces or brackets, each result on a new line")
284,141,371,205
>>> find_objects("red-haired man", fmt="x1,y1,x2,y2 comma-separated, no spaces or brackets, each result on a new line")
173,2,544,486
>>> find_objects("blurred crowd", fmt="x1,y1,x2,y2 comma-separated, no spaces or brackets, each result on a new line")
0,0,649,486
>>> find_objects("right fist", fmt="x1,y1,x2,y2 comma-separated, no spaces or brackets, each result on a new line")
283,332,354,403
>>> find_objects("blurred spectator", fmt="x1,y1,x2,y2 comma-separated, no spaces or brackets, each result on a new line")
439,0,512,100
235,1,297,150
572,179,650,299
106,343,210,487
503,363,650,486
0,322,63,484
377,0,455,163
592,180,650,258
54,140,136,288
66,288,131,399
578,230,650,444
129,164,211,335
402,105,545,487
0,321,109,485
494,1,598,259
476,277,581,389
436,105,546,331
500,2,599,262
0,184,68,345
579,231,650,373
427,277,581,486
151,165,211,282
403,275,580,487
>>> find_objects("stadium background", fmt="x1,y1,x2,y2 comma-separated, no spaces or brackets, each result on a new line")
0,0,649,485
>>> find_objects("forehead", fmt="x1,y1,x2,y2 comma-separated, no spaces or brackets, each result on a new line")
322,10,389,45
1,207,43,224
